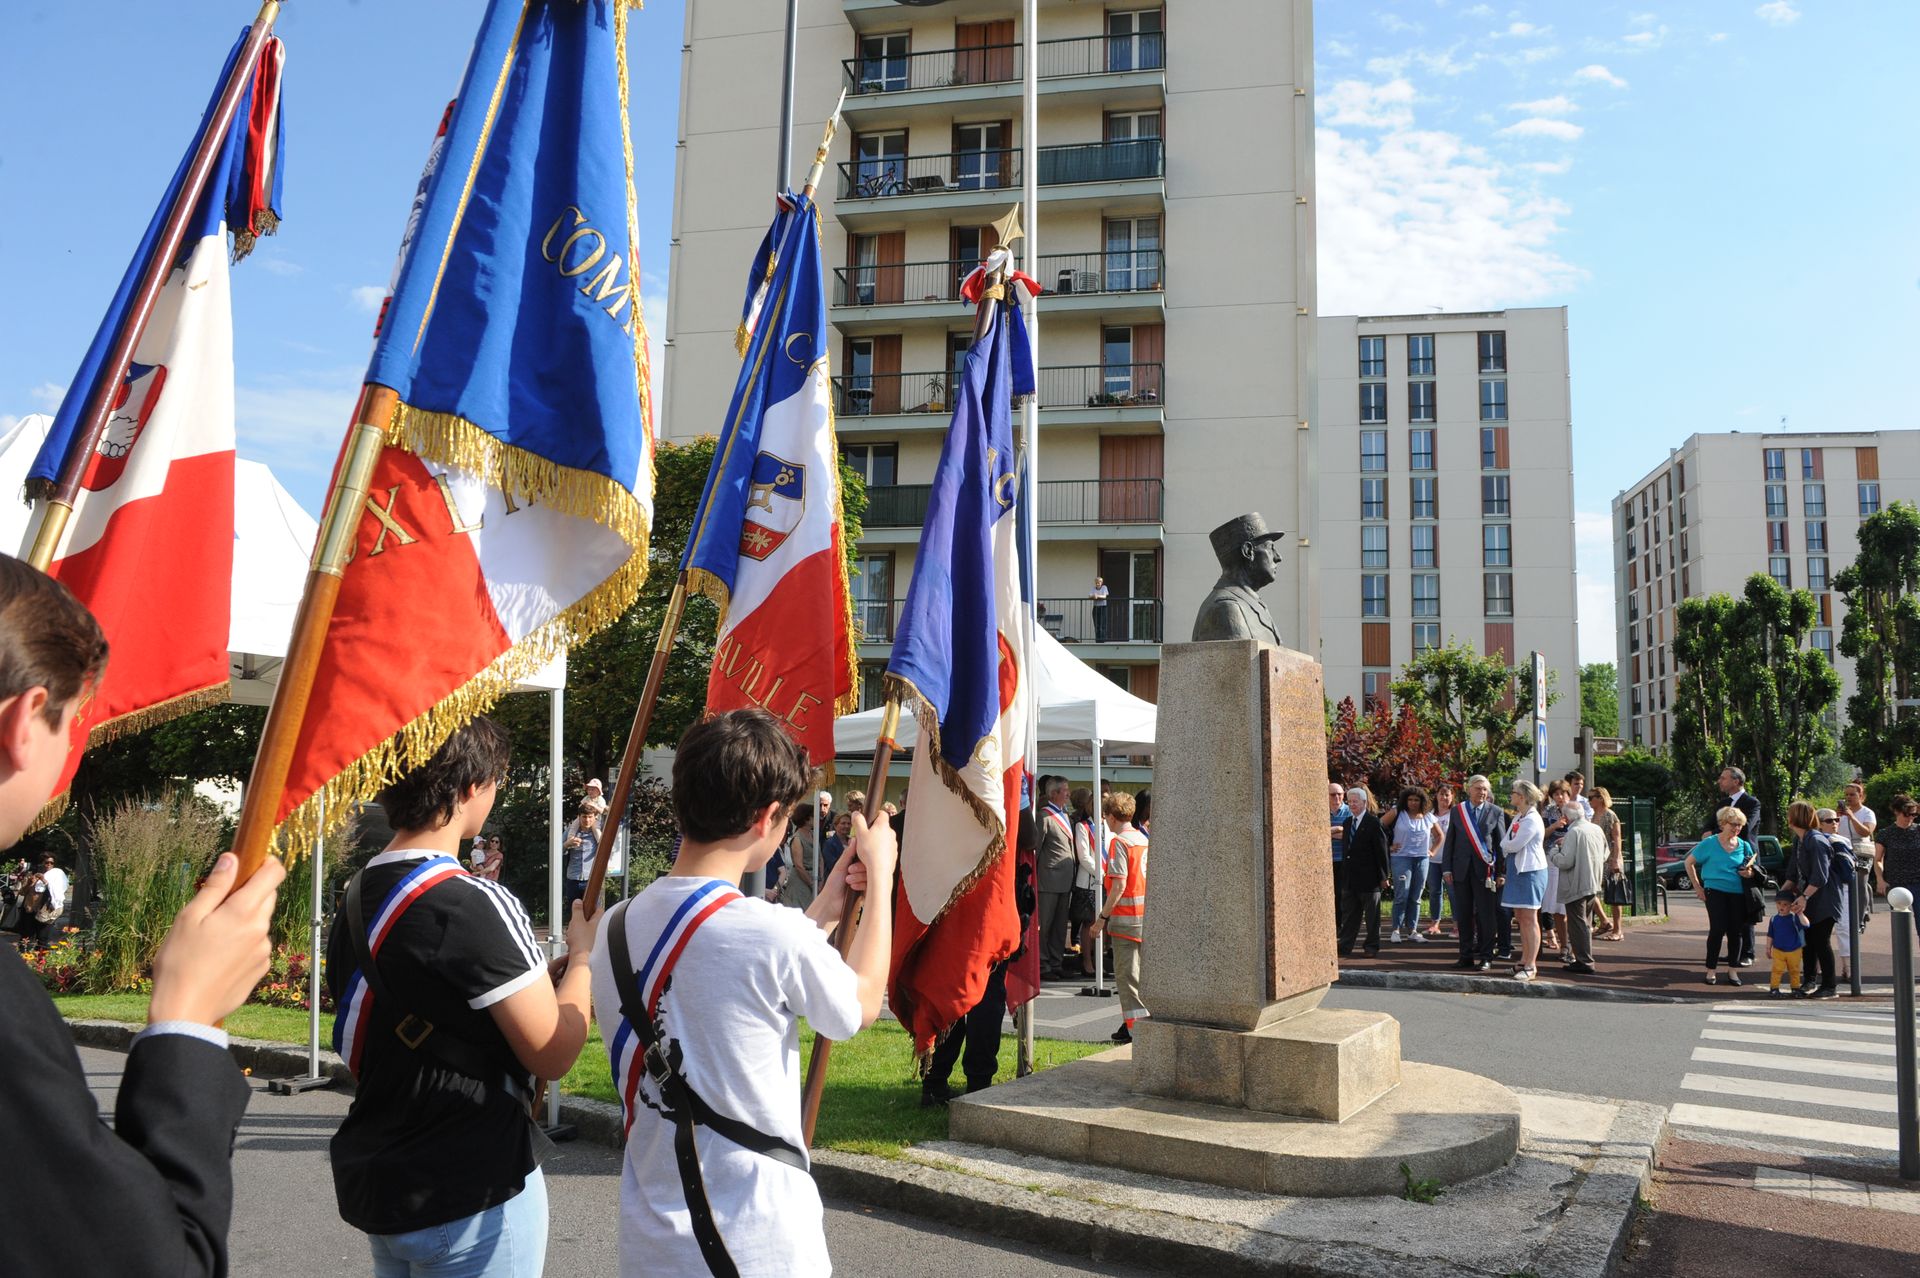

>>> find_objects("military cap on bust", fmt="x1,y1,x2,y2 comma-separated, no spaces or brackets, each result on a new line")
1208,512,1287,564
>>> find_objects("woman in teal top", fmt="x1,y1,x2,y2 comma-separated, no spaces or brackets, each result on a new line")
1686,807,1758,985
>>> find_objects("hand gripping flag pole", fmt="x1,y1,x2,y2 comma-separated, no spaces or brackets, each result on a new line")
24,0,285,572
581,98,848,910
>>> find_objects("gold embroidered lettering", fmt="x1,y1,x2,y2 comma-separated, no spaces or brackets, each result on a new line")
432,474,484,536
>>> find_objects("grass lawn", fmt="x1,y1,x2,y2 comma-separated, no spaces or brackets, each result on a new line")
53,995,1103,1157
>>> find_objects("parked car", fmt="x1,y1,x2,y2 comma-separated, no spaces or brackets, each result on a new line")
1656,835,1786,889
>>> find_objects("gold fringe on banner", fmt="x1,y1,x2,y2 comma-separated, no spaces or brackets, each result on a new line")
26,681,232,834
269,409,652,867
881,672,1010,919
25,792,68,837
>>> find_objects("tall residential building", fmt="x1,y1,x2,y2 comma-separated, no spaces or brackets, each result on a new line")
664,1,1318,713
1611,430,1920,749
1318,308,1581,769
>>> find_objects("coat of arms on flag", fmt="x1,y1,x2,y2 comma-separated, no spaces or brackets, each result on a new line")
740,452,806,561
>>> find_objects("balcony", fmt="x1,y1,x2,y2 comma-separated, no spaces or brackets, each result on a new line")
831,363,1164,435
830,250,1165,330
855,594,1164,647
834,140,1164,228
862,477,1162,531
842,32,1166,100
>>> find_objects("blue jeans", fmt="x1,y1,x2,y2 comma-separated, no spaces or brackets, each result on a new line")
370,1168,547,1278
1391,856,1429,932
1424,858,1447,924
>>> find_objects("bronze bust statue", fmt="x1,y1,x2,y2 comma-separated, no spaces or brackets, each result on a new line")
1192,512,1285,646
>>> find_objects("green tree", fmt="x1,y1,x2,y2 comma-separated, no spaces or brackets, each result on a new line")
1672,574,1841,835
1579,662,1618,735
1389,640,1557,782
1836,500,1920,776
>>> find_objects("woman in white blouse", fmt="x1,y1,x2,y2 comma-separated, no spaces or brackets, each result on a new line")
1501,780,1551,981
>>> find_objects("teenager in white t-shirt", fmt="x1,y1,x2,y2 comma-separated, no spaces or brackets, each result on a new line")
591,708,897,1277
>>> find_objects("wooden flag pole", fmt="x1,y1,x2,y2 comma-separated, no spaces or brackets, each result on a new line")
229,385,397,882
800,697,902,1144
26,0,283,571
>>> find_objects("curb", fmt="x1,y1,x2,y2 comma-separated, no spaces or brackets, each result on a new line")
1334,969,1695,1004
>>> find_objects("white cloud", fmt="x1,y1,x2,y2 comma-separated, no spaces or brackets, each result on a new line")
1316,118,1584,315
1528,158,1575,175
1324,38,1356,59
251,253,303,278
1379,13,1419,35
1573,64,1628,88
349,285,387,314
1755,1,1800,26
1465,3,1493,15
234,369,362,477
1621,23,1669,48
1708,31,1730,43
1368,42,1482,78
1500,117,1585,141
1628,11,1660,25
1509,95,1578,115
1574,511,1618,664
1499,21,1550,37
29,382,65,410
1318,77,1418,130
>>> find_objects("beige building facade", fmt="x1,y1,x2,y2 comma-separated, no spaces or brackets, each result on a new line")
1317,308,1582,769
664,0,1318,710
1612,430,1920,750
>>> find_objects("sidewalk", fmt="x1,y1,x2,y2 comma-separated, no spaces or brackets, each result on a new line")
1337,894,1898,1002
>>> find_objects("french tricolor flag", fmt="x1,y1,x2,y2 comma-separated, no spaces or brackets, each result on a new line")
267,0,653,858
26,27,285,804
682,192,857,766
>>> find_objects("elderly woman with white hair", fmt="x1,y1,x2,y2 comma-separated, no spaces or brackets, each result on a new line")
1501,780,1550,980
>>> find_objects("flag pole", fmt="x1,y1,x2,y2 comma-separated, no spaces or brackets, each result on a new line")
578,98,847,909
25,0,283,571
800,697,902,1144
229,385,398,882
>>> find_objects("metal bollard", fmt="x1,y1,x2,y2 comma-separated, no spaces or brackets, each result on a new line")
1851,861,1865,998
1890,886,1918,1181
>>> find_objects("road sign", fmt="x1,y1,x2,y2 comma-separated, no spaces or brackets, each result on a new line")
1530,651,1548,722
1535,720,1550,773
1592,736,1625,757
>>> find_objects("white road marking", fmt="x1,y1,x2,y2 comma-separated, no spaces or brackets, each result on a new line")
1690,1046,1897,1082
1708,1012,1898,1037
1701,1027,1895,1057
1679,1072,1898,1114
1668,1103,1898,1152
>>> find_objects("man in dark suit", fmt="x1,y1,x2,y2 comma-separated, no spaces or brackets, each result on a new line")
0,557,285,1278
1442,773,1510,971
1035,775,1077,978
1336,786,1392,956
1702,766,1763,835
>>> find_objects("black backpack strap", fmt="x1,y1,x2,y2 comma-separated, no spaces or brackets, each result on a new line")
344,870,514,1089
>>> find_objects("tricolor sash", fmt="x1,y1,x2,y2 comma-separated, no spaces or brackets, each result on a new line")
1459,805,1496,871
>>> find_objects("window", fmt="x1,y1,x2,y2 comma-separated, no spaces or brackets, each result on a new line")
851,553,895,639
1478,330,1506,373
953,121,1009,190
1362,671,1392,710
1358,335,1386,378
1409,428,1436,471
1407,334,1435,376
1360,382,1387,424
1807,521,1828,552
1763,448,1786,481
1359,430,1387,472
1769,556,1791,588
1410,477,1437,519
1104,217,1161,291
1360,478,1387,520
1861,482,1882,515
859,661,889,711
840,442,898,487
1408,381,1436,424
1767,521,1789,554
1412,573,1440,617
1804,483,1826,517
856,32,910,93
1484,573,1513,617
1801,448,1822,480
1361,524,1388,568
1479,379,1507,421
1811,628,1834,664
843,337,876,415
1808,556,1829,590
1481,426,1507,470
1413,622,1440,655
1106,7,1165,72
1482,474,1511,516
1411,524,1437,567
1105,109,1162,141
1102,326,1137,398
1483,524,1512,567
1765,484,1787,518
1362,574,1389,618
853,130,907,190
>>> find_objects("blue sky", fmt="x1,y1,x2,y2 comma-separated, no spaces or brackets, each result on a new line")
3,2,1915,665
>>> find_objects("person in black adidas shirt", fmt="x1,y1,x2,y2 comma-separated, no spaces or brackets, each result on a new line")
327,716,598,1278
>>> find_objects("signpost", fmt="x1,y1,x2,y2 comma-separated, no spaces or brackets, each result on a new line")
1530,651,1549,786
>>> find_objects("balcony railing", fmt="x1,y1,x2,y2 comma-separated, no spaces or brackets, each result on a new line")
855,594,1164,645
831,250,1164,307
843,32,1166,96
838,139,1163,201
863,478,1163,529
831,363,1164,417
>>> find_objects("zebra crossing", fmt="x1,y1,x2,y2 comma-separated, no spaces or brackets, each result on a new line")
1670,1002,1919,1156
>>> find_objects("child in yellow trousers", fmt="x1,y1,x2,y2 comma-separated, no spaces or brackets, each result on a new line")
1767,891,1804,996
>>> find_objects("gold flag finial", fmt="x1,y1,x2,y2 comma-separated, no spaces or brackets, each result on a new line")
990,203,1024,248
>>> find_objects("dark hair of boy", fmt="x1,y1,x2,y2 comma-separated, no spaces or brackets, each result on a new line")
671,709,811,843
375,716,511,831
0,554,109,726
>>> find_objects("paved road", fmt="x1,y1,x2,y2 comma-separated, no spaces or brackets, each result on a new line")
76,1045,1163,1278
